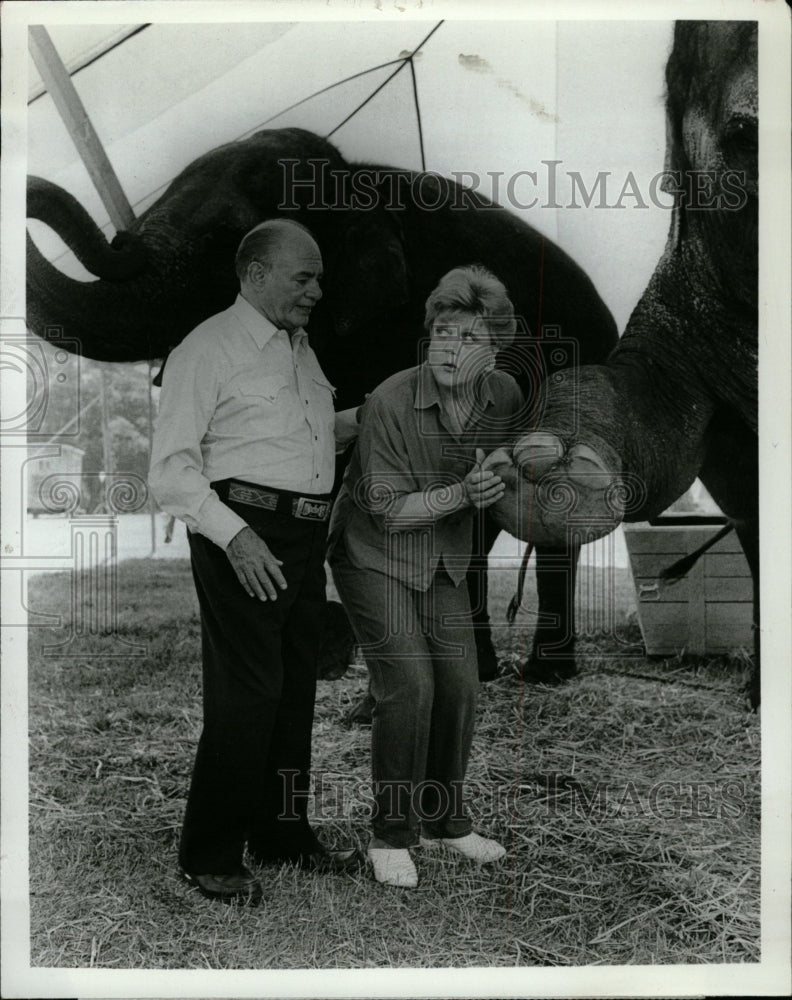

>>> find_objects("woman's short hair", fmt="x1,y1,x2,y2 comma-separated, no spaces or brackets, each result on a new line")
424,265,517,350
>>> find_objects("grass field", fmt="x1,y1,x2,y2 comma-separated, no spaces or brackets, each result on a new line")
26,558,760,969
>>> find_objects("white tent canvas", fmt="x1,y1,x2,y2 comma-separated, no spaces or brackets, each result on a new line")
26,18,671,332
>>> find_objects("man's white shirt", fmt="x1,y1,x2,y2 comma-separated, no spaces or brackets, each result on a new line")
149,293,358,549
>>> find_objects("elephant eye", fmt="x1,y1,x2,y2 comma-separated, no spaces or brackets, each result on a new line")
723,116,757,153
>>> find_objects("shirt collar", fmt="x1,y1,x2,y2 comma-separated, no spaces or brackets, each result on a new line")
231,293,305,351
414,362,496,410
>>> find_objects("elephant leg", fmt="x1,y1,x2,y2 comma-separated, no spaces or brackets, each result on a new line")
522,542,581,684
343,689,375,728
466,511,504,681
316,596,373,725
316,600,357,680
312,598,373,725
733,518,760,709
699,417,759,709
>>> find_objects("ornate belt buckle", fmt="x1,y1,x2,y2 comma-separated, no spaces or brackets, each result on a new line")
293,497,330,521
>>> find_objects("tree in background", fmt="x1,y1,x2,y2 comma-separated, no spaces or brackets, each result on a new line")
28,337,158,512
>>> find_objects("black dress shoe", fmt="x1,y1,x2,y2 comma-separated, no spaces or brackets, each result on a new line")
181,866,263,905
251,844,364,874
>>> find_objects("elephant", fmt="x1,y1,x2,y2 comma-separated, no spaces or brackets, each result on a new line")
26,126,619,688
488,21,760,703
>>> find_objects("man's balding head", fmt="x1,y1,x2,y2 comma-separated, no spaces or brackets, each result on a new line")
237,219,323,333
235,219,318,284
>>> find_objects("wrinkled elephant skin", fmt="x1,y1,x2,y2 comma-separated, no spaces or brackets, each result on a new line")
511,21,757,536
498,22,761,705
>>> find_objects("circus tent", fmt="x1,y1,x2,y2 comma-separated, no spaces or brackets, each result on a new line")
24,16,673,332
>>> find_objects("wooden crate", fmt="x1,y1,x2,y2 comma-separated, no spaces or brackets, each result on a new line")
623,520,754,656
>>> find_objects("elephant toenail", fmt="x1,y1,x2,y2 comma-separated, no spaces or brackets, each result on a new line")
513,431,565,476
566,443,615,489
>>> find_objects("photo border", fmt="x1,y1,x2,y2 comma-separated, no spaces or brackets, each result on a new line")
2,1,790,997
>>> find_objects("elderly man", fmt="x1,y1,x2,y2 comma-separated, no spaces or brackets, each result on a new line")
150,219,362,904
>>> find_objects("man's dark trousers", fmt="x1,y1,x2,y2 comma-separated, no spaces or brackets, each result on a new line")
179,492,328,875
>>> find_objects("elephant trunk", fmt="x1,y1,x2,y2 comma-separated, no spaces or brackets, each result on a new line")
26,232,169,361
27,176,147,280
26,178,203,361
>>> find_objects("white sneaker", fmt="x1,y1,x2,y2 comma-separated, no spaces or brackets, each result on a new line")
420,832,506,863
367,846,419,887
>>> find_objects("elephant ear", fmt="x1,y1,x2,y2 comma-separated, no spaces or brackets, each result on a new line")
327,209,410,337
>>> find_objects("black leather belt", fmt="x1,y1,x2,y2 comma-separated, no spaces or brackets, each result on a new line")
214,479,332,522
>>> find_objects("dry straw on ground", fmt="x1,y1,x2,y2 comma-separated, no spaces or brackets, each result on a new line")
26,558,759,968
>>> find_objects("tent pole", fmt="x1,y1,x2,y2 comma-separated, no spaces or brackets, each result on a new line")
28,25,135,231
147,362,157,556
29,26,138,527
96,365,114,514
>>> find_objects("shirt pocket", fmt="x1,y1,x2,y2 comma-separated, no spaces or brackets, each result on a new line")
234,373,290,401
311,373,336,396
230,372,295,435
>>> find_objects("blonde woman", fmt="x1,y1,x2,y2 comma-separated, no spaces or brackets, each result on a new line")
329,266,524,887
